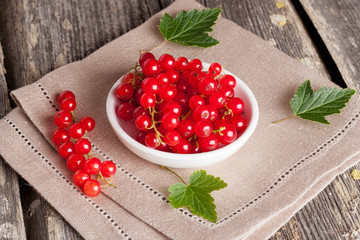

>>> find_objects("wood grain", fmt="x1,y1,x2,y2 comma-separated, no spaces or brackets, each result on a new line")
0,44,26,240
0,0,163,239
160,1,359,239
0,0,359,239
299,0,360,91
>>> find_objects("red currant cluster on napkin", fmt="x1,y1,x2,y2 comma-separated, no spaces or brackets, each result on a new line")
53,91,116,197
116,53,247,153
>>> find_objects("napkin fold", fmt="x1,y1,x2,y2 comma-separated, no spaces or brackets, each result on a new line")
1,0,360,239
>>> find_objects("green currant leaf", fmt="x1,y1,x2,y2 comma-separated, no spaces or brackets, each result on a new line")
290,80,356,124
168,170,227,223
158,8,221,48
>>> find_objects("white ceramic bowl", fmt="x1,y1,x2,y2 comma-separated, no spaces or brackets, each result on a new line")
106,63,259,168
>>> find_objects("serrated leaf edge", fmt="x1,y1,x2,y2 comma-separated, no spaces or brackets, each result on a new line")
290,80,356,124
168,170,227,223
158,8,221,48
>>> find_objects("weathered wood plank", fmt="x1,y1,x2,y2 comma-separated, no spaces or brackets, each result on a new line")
160,0,331,79
159,1,359,239
0,0,163,239
19,184,83,240
299,0,360,91
1,0,359,239
0,44,26,240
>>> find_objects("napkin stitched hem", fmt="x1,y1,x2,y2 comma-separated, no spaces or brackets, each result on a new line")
2,116,133,240
32,80,360,228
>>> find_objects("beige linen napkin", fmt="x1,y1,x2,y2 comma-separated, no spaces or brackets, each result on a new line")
1,0,360,239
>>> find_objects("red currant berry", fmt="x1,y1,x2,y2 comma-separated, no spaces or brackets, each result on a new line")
198,134,219,152
121,72,135,84
73,169,90,187
188,59,202,72
230,115,246,132
100,161,117,177
156,124,167,135
134,71,144,86
218,85,234,99
60,97,77,111
84,179,101,197
84,157,101,175
139,52,155,67
189,95,205,110
188,71,201,88
166,69,180,83
219,74,236,88
116,83,134,100
142,59,161,77
161,112,179,130
145,132,160,148
52,128,70,146
58,141,75,159
79,117,95,132
186,87,200,99
54,110,73,128
156,73,170,86
213,119,237,144
173,92,189,112
74,138,91,155
156,142,171,152
208,62,222,76
133,106,149,119
134,88,144,106
159,84,177,102
194,120,213,138
135,115,152,131
163,101,181,116
208,106,219,122
226,97,245,115
164,130,181,147
58,90,75,104
117,102,136,120
142,77,160,95
172,139,191,154
159,54,175,71
68,123,85,139
67,153,86,171
140,93,156,108
136,131,147,145
209,91,226,109
177,119,194,138
190,141,202,153
180,70,190,81
177,78,191,92
198,76,217,95
193,105,218,122
175,57,189,71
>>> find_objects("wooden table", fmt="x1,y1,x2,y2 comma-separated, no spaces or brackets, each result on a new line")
1,0,359,239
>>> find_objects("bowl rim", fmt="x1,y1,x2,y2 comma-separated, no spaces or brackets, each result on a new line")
106,62,259,162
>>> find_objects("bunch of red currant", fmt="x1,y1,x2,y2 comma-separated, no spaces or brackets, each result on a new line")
53,90,116,197
116,52,246,153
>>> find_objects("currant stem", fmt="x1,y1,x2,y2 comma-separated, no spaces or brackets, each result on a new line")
194,134,199,151
149,106,165,145
156,99,163,104
224,105,233,117
71,111,75,123
161,166,186,185
141,40,168,53
98,172,116,188
132,62,139,88
181,109,192,121
271,115,297,124
212,127,226,136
